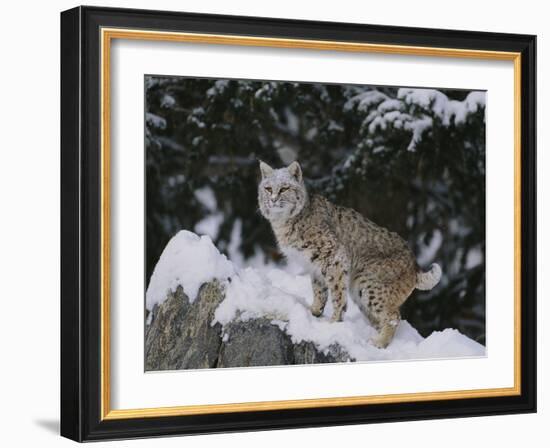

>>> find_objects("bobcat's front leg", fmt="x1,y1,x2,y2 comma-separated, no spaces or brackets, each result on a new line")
310,275,328,317
327,272,347,322
317,250,348,322
305,227,349,322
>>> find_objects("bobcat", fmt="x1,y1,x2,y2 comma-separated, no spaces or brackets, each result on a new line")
258,161,441,348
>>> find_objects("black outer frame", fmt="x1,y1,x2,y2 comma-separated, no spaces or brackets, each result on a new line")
60,5,536,442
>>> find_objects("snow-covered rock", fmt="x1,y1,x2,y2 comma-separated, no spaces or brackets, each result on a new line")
145,231,235,310
145,282,225,370
145,283,348,370
145,230,485,370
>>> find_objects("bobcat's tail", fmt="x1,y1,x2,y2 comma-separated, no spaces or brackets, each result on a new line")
415,263,442,291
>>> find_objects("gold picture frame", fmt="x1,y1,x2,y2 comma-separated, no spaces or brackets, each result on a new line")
61,5,536,441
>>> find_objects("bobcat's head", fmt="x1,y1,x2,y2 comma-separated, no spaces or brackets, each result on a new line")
258,161,308,223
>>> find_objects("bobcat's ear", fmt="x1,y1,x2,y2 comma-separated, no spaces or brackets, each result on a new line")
287,161,302,182
259,160,274,178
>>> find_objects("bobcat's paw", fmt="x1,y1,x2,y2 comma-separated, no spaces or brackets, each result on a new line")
369,335,390,349
310,306,323,318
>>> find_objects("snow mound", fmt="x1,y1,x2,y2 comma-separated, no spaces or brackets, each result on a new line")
145,231,235,309
147,231,486,362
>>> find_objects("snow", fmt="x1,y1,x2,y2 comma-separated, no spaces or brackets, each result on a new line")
328,120,344,132
254,83,275,100
345,87,486,152
276,144,298,165
214,267,484,361
344,90,388,112
227,219,277,270
160,94,176,108
406,115,433,151
145,231,235,309
227,219,244,267
194,186,217,212
305,127,318,141
206,80,229,98
194,213,224,240
398,88,486,126
378,98,403,113
416,229,443,266
466,247,483,269
284,108,300,134
145,112,166,130
193,186,224,239
187,107,206,128
166,174,186,187
147,230,486,362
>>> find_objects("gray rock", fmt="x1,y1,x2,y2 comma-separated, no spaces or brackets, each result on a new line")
217,319,349,367
145,281,352,370
145,282,224,371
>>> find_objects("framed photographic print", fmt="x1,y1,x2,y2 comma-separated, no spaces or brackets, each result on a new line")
60,5,536,442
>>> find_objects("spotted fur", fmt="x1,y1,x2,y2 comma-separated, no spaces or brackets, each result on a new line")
258,161,442,348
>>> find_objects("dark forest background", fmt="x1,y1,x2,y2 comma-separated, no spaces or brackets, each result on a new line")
145,76,486,344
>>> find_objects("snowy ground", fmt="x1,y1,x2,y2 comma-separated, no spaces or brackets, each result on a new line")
146,230,485,363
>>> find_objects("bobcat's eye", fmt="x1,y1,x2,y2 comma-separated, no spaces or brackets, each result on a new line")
265,187,272,193
279,187,289,193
